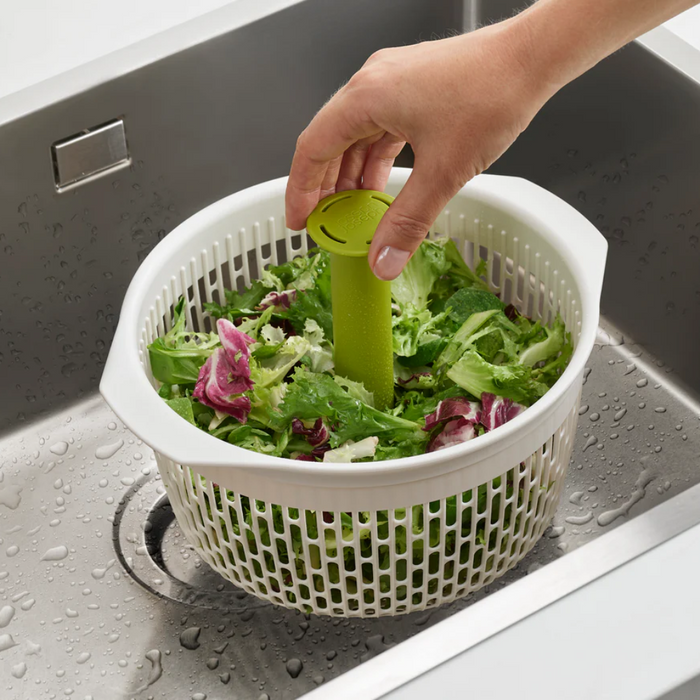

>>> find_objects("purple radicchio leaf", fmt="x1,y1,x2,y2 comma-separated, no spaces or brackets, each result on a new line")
427,417,476,452
292,417,330,447
257,289,297,310
192,319,255,422
424,397,481,432
217,318,254,381
503,304,521,321
480,392,525,431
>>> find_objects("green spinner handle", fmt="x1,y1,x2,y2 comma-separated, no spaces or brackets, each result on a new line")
330,253,394,410
306,190,395,410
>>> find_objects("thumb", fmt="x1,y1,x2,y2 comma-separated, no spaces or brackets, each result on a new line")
368,160,458,281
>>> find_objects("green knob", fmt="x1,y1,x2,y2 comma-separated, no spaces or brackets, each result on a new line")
306,190,395,410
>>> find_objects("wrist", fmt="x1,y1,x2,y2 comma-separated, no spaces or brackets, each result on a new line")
458,13,566,116
498,12,576,103
509,0,616,96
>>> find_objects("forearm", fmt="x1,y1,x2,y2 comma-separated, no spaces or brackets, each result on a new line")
513,0,699,95
285,0,700,279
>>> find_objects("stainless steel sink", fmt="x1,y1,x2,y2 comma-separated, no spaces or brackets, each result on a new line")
1,1,699,698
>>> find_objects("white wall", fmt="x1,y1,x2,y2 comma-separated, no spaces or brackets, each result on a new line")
0,0,235,99
665,5,700,48
0,1,699,103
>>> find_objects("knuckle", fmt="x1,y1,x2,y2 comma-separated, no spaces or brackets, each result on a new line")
374,154,397,167
346,70,366,91
372,135,405,160
388,210,431,242
352,138,373,153
295,130,323,164
347,65,386,95
295,129,310,153
364,48,388,65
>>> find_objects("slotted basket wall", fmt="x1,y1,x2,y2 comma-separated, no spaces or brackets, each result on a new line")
101,169,606,617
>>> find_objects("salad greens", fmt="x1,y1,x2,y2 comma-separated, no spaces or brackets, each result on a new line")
148,237,572,463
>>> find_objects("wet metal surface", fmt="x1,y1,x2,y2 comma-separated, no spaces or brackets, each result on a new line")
1,324,698,698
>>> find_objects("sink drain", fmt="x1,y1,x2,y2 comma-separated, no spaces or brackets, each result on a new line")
113,471,267,611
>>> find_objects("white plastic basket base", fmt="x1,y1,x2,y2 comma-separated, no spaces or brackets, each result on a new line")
159,404,576,616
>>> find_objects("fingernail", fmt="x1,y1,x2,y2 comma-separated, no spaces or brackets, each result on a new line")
373,246,410,281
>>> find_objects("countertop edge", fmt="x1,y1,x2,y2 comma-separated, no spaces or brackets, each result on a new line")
0,0,304,128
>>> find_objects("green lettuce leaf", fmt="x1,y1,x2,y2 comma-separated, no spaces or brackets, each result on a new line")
165,397,196,425
446,287,504,325
436,309,500,368
147,298,219,385
442,239,489,291
518,316,566,367
446,349,548,405
278,251,333,340
392,239,452,311
303,318,334,373
203,279,269,320
334,375,375,407
392,308,451,359
250,335,311,389
225,422,290,457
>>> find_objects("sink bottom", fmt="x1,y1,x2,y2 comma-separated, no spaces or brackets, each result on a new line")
1,314,699,698
114,476,268,611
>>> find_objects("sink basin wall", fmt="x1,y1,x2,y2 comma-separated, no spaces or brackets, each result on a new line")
0,0,463,432
491,42,700,397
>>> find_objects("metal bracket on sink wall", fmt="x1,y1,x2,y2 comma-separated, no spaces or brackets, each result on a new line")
51,118,131,191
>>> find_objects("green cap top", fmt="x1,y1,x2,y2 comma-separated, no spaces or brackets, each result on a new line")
306,189,394,257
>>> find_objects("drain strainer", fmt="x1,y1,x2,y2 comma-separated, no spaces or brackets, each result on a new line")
113,470,269,611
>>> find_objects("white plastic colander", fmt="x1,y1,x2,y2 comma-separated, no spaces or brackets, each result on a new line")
101,169,606,617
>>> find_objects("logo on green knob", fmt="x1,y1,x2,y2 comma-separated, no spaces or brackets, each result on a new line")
306,190,394,257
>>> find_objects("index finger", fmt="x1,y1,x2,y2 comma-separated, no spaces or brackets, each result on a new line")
285,91,382,230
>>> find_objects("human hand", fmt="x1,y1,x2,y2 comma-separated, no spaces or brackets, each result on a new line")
284,17,556,280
